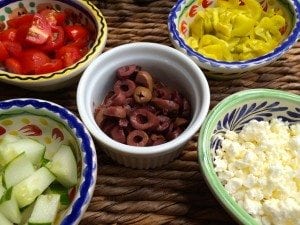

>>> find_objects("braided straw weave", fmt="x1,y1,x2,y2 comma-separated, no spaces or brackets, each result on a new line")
0,0,299,224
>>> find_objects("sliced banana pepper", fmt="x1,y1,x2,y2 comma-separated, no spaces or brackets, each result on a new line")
187,0,288,61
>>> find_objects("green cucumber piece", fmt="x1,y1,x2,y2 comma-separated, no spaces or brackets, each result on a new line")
0,181,5,199
0,137,45,167
46,182,70,206
0,135,21,167
0,187,21,223
20,203,35,225
28,194,60,225
46,145,77,188
4,153,35,188
0,134,20,145
5,138,45,166
0,212,13,225
13,167,55,208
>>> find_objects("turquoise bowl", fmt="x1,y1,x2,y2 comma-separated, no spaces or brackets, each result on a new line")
198,89,300,225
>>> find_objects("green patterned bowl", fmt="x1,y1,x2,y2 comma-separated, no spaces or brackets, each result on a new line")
198,88,300,225
0,0,107,91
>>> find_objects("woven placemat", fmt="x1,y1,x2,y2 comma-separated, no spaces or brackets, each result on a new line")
0,0,299,224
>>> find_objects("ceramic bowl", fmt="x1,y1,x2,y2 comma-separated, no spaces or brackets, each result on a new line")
77,42,210,169
0,98,97,225
198,88,300,224
0,0,107,91
168,0,300,76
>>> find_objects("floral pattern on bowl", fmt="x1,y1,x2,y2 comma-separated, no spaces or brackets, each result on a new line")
198,89,300,225
0,98,97,225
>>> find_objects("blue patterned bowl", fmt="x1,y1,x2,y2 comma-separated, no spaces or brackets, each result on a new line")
0,0,107,91
0,98,97,225
168,0,300,76
198,89,300,224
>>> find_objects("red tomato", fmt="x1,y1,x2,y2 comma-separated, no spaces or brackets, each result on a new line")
0,28,17,42
56,45,82,67
4,58,22,74
25,14,51,45
7,14,34,28
64,25,89,42
15,25,30,44
41,26,64,52
0,41,9,61
40,9,66,26
2,41,22,58
35,59,63,74
21,49,51,74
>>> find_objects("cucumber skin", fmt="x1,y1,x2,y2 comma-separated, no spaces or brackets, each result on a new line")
13,167,55,208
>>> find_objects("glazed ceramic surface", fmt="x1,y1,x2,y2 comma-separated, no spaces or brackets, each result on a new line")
0,0,107,91
168,0,300,75
0,98,97,225
77,42,210,169
198,89,300,225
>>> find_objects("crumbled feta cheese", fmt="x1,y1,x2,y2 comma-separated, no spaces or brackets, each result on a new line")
213,119,300,225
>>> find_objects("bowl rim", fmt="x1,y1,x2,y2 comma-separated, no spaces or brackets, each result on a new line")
198,88,300,225
0,0,107,82
0,98,97,225
168,0,300,70
77,41,210,156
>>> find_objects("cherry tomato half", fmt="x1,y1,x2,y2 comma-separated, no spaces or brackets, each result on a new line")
25,14,52,45
4,58,22,74
35,59,63,74
7,14,34,28
40,9,66,26
0,41,9,61
64,24,89,42
56,45,82,67
41,26,64,52
0,28,17,42
21,49,50,74
2,41,22,58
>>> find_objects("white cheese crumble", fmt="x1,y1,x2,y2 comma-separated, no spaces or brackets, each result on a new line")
213,118,300,225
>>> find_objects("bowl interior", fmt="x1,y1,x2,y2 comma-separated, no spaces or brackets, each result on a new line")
198,89,300,224
168,0,300,74
175,0,294,41
0,0,107,82
0,99,97,225
78,43,210,155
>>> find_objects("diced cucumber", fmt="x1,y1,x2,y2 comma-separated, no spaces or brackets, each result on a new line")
0,134,20,145
0,188,21,223
0,137,45,167
20,203,35,225
0,135,21,167
0,144,19,167
28,194,60,225
5,138,45,166
13,167,55,208
0,182,5,199
46,145,77,188
46,182,70,206
0,212,13,225
4,153,35,188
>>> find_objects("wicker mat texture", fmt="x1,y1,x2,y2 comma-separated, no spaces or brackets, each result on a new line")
0,0,300,224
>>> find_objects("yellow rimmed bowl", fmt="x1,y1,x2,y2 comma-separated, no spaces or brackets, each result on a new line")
0,0,107,91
